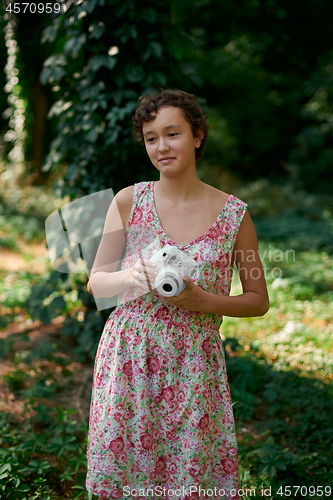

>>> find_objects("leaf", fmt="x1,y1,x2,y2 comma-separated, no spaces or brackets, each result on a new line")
85,0,97,14
88,22,105,40
64,34,87,55
267,465,276,477
73,491,86,500
39,307,52,325
44,54,67,67
150,41,163,58
115,3,127,18
90,55,117,72
50,296,66,311
40,66,66,86
16,484,31,492
85,128,99,143
0,464,11,474
13,477,21,487
142,8,157,24
41,23,59,44
105,56,117,70
125,65,145,82
151,71,167,86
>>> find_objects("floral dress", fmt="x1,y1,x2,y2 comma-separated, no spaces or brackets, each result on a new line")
86,181,248,500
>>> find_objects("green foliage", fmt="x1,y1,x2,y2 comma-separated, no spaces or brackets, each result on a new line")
39,0,199,199
0,406,89,499
172,0,333,188
0,271,33,310
25,0,206,362
287,50,333,193
25,267,109,362
224,343,333,493
0,204,44,247
1,169,333,495
234,180,333,254
254,212,333,254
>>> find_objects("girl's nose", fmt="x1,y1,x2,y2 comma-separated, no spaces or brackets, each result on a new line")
158,140,169,153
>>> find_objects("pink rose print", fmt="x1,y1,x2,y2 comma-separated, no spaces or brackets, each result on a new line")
132,208,143,223
177,390,186,403
199,413,209,430
99,490,109,498
208,226,221,239
156,306,169,320
123,409,134,420
110,487,123,498
109,436,124,454
188,467,197,478
203,427,210,440
221,457,237,473
140,434,154,450
147,356,161,373
174,339,184,349
169,462,177,474
123,361,133,376
222,223,232,235
166,429,177,440
146,211,155,222
152,428,161,439
164,415,174,426
218,254,230,267
199,463,206,475
162,386,175,402
202,338,213,354
154,394,163,405
155,456,167,473
114,412,123,423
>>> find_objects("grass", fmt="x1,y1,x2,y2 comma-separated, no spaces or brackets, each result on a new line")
0,169,333,499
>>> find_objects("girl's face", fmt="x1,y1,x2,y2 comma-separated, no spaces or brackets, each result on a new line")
142,106,204,178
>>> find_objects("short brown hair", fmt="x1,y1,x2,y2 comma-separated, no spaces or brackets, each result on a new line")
132,88,209,160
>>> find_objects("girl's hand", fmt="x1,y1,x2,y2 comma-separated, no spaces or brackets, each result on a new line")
129,258,158,292
158,275,206,312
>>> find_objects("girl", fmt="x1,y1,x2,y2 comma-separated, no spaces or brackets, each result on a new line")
86,89,269,500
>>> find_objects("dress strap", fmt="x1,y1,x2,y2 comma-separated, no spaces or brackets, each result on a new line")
126,181,150,230
221,195,248,252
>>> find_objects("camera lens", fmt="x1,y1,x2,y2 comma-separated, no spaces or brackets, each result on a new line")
163,283,173,293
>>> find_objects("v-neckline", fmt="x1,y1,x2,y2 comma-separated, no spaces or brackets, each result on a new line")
150,181,232,248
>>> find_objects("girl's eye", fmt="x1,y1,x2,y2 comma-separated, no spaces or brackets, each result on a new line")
146,133,178,143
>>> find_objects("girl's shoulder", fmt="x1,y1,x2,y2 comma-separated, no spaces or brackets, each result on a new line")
115,185,135,232
204,184,229,205
114,181,153,231
203,183,247,213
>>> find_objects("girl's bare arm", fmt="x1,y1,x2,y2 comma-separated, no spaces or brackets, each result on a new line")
201,209,269,317
87,186,157,298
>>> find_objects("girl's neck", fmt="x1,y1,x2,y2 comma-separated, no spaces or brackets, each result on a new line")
155,175,205,204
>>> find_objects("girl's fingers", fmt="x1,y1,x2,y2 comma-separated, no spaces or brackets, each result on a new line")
135,271,155,288
139,266,158,280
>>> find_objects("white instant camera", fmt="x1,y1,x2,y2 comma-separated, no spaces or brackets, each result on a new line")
150,245,198,297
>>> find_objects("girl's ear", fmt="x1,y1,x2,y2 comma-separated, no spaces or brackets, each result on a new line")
195,129,205,148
